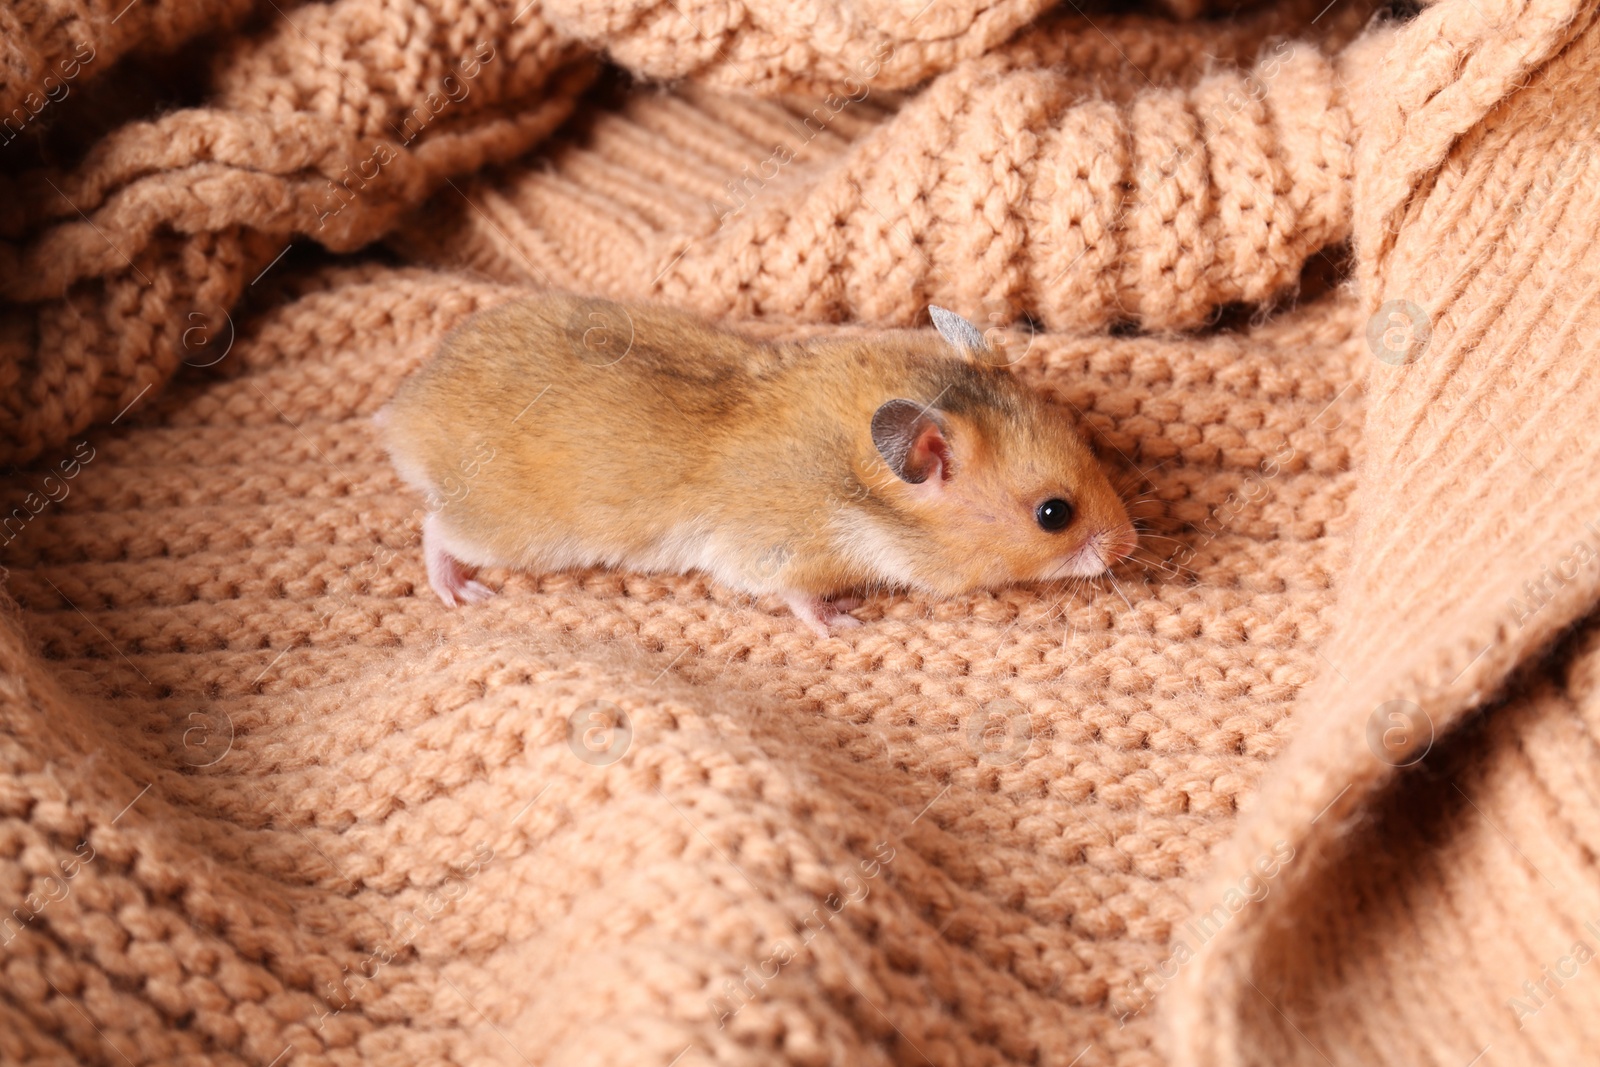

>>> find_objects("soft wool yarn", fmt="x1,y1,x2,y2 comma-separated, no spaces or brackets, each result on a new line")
0,0,1596,1064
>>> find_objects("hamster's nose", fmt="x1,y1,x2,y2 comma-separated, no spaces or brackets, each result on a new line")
1101,524,1138,566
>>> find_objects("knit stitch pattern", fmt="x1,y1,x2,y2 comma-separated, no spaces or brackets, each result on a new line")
1,0,1597,1064
0,261,1362,1065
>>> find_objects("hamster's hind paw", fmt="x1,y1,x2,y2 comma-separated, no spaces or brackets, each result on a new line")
428,554,495,607
784,594,863,638
424,515,496,607
456,579,496,604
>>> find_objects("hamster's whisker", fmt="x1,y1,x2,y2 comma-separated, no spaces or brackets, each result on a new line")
1058,581,1083,651
1013,576,1080,644
1036,579,1075,630
1035,581,1077,627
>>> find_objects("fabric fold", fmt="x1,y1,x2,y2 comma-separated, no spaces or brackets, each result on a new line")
1165,2,1600,1062
3,0,1598,1063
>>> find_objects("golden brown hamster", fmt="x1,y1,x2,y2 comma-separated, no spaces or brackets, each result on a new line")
378,294,1137,635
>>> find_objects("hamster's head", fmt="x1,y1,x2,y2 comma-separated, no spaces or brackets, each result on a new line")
858,308,1137,597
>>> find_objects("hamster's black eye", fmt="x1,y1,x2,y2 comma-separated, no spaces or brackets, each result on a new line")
1036,498,1074,532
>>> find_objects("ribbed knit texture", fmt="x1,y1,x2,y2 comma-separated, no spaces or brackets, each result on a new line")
1,0,1596,1065
400,1,1368,331
1166,1,1600,1063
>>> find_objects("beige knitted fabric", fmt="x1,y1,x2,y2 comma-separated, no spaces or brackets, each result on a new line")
1167,0,1600,1063
2,0,1597,1065
399,0,1370,331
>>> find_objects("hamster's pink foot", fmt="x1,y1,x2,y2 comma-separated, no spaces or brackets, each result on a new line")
424,514,495,606
784,594,863,637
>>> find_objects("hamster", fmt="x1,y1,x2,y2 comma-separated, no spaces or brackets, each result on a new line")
378,293,1137,635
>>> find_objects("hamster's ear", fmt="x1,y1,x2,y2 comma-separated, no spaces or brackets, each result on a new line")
928,306,990,359
872,399,951,485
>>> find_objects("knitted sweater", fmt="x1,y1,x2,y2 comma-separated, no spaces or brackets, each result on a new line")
0,0,1595,1064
